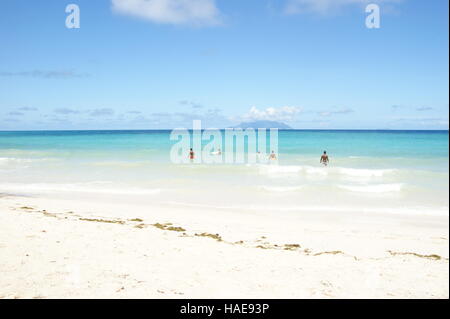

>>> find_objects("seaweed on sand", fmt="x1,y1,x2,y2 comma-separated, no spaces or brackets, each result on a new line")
313,250,344,256
195,232,222,241
42,210,58,218
284,244,301,251
387,250,442,261
79,218,125,225
152,223,186,232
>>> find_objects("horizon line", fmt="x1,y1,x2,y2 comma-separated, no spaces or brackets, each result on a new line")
0,128,448,132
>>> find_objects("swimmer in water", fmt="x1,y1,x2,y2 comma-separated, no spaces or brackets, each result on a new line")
269,150,277,160
256,151,264,163
320,151,329,166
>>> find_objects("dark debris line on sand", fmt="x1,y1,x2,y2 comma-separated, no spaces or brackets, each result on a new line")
387,250,445,261
11,205,447,262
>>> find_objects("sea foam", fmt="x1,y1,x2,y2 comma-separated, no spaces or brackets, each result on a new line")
0,182,161,195
338,183,403,193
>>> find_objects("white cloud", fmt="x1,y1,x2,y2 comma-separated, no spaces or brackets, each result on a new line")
179,100,203,108
416,106,433,111
318,107,354,117
111,0,221,26
238,106,302,122
89,108,115,117
284,0,401,15
391,105,435,112
392,116,449,126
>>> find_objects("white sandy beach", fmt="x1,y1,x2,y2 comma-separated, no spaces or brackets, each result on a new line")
2,0,449,302
0,192,448,299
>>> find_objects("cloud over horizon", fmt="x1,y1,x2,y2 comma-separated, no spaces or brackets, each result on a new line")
236,106,302,123
17,107,38,112
391,116,449,128
318,108,354,117
54,108,80,115
179,100,203,109
416,106,433,112
89,108,115,117
392,105,435,112
7,111,24,116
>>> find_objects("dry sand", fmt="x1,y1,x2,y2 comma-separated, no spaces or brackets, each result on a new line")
0,193,448,298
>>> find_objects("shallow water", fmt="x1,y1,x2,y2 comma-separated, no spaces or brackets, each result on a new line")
0,130,448,216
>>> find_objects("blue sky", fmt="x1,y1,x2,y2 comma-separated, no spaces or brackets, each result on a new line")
0,0,448,130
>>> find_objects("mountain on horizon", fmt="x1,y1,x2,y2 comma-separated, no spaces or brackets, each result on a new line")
231,120,292,129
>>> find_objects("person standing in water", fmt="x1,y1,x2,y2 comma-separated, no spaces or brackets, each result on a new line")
269,150,277,160
320,151,329,166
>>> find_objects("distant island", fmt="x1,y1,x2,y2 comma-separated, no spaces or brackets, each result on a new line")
231,120,292,129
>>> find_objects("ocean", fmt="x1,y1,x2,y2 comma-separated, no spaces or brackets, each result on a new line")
0,130,448,216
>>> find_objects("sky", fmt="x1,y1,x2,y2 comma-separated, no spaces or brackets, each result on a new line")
0,0,448,130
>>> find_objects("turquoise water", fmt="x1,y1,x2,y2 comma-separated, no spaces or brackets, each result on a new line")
0,130,448,216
